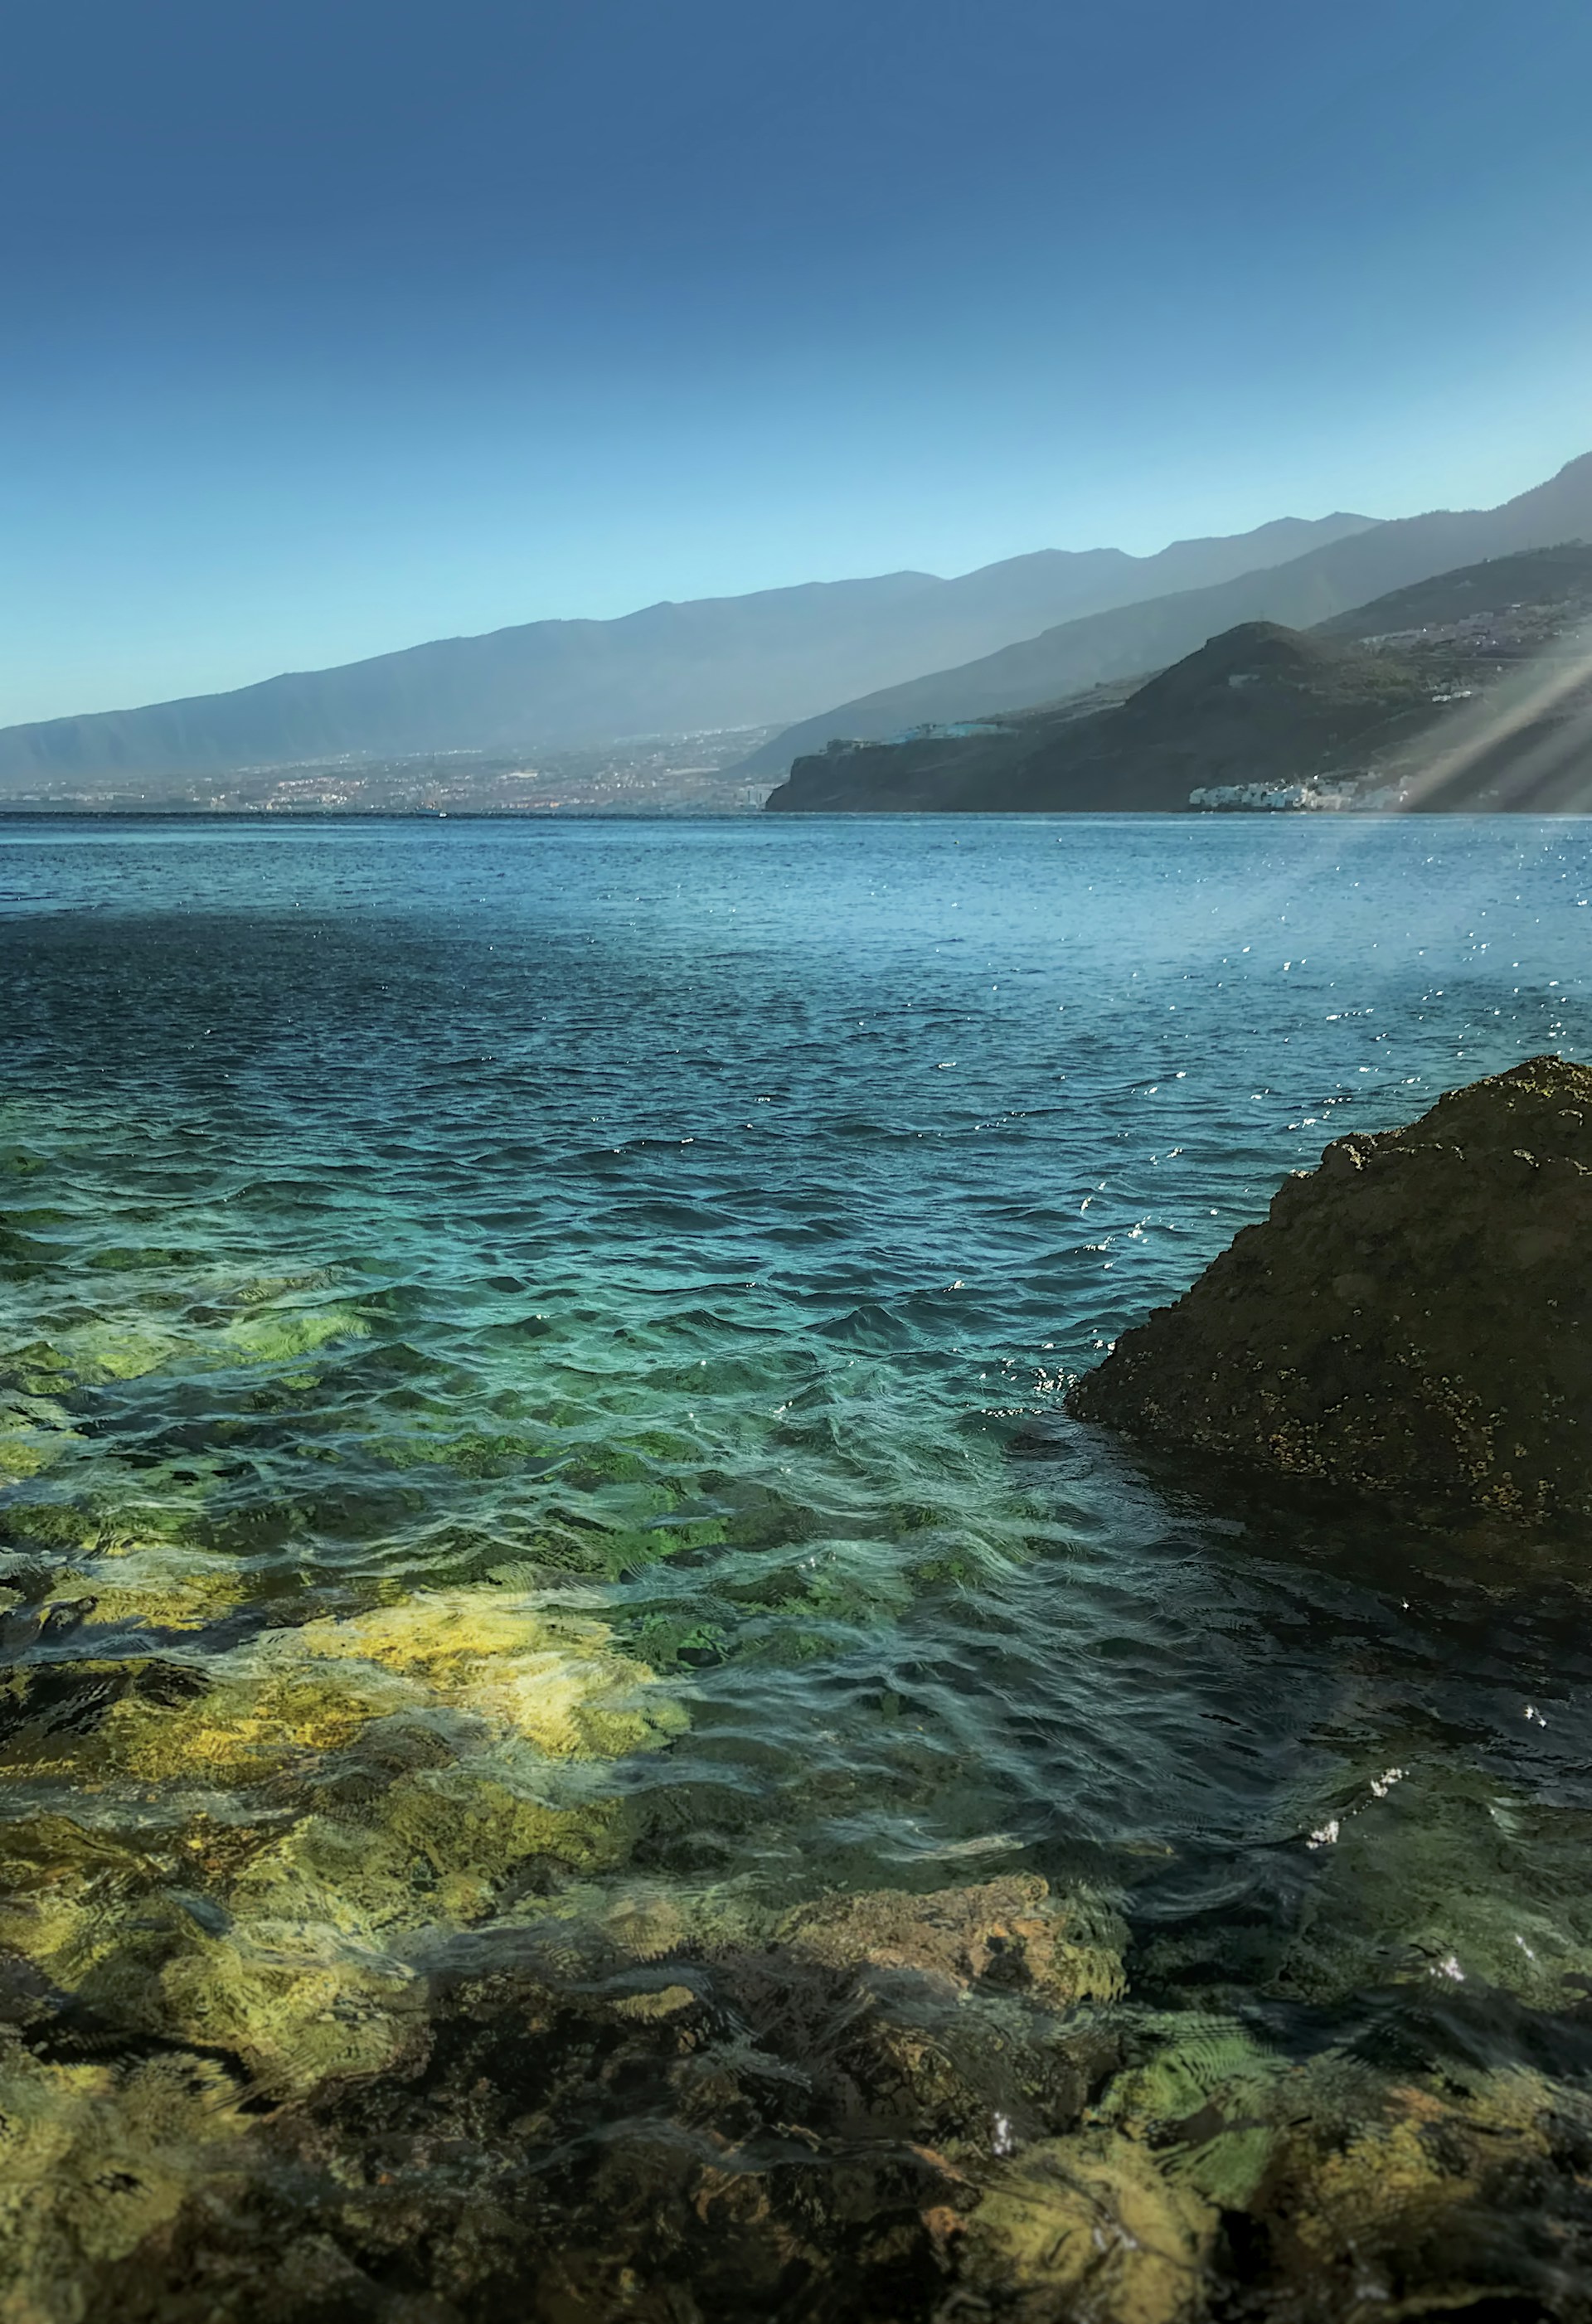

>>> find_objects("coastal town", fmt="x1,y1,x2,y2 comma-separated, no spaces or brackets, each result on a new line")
0,727,780,816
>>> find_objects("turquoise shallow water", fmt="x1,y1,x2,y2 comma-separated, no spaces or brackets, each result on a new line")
4,813,1592,2316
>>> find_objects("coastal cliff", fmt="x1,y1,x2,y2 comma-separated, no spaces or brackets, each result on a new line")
765,619,1429,813
764,543,1592,814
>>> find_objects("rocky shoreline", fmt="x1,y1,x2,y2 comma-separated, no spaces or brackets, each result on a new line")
28,1866,1592,2323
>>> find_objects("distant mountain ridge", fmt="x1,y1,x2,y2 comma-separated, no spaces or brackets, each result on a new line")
0,514,1373,787
740,453,1592,773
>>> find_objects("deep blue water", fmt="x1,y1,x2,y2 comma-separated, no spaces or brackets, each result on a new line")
3,813,1592,2307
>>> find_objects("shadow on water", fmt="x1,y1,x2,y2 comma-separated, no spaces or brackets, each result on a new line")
1014,1423,1592,2002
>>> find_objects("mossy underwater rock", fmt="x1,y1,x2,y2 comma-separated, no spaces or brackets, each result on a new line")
1067,1055,1592,1520
784,1874,1127,2007
0,1588,682,2101
0,2036,255,2322
963,2131,1216,2324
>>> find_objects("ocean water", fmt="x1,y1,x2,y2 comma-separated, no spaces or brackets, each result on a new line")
3,812,1592,2317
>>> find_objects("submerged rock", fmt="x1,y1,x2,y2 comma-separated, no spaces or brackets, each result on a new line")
0,1587,680,2099
0,2038,255,2316
38,1901,1592,2324
784,1874,1127,2007
1066,1055,1592,1520
1,1832,1588,2322
963,2130,1216,2323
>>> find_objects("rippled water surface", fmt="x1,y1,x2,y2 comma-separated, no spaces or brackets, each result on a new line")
3,813,1592,2320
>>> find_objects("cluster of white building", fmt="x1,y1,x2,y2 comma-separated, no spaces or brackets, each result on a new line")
1188,775,1410,813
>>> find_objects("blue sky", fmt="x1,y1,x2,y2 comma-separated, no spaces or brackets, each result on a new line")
3,0,1590,725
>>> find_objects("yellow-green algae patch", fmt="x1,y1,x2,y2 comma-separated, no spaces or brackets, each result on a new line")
929,2020,1588,2322
27,1323,180,1389
99,1656,407,1788
221,1268,346,1308
0,2035,253,2324
117,1912,430,2098
239,1768,625,1929
1097,2012,1294,2214
1284,2064,1560,2273
280,1589,688,1757
39,1544,249,1633
965,2131,1216,2324
0,1587,684,2098
1068,2011,1590,2312
138,1771,631,2091
0,1769,629,2098
0,1813,169,1992
1,1343,78,1398
0,1400,75,1483
90,1588,683,1786
222,1304,369,1364
0,1439,57,1484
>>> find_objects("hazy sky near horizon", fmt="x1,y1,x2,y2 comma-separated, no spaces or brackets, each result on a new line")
3,0,1591,725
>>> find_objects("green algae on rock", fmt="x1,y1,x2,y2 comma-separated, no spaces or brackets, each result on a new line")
1066,1055,1592,1520
962,2130,1217,2324
0,1587,684,2098
0,2037,255,2323
92,1589,683,1784
0,1397,76,1483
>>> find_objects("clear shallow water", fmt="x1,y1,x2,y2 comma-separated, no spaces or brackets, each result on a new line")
3,813,1592,2317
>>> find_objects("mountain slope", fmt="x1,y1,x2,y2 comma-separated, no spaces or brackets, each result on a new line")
764,542,1592,815
0,516,1372,788
742,454,1592,774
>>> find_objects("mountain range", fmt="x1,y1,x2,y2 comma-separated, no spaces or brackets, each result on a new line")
0,517,1376,787
740,453,1592,773
3,453,1590,796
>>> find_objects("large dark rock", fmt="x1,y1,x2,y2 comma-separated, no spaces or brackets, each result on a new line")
1065,1055,1592,1521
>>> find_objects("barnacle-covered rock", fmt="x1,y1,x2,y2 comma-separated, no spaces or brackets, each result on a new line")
1066,1055,1592,1520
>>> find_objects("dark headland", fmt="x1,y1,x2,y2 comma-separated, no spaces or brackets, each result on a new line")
764,543,1592,815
